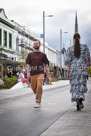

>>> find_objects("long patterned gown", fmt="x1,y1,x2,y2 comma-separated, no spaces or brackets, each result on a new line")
66,44,90,102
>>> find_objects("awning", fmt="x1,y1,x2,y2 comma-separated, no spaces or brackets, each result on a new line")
0,52,7,57
0,58,24,66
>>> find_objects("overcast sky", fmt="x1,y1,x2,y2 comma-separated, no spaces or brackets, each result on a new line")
1,0,91,52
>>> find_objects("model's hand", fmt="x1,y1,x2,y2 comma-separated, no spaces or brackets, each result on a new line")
67,73,69,78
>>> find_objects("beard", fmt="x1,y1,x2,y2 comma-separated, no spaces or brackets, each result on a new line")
34,46,39,50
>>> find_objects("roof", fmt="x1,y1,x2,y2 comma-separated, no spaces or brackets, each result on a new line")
0,8,15,29
0,8,8,19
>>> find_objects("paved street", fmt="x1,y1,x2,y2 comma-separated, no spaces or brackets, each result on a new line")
0,79,91,136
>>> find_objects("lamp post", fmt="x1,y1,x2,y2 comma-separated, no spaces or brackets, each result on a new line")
60,29,68,68
43,11,53,53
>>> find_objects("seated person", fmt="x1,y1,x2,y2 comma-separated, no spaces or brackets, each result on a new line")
18,69,30,87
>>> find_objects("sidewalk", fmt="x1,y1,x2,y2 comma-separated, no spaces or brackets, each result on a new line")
0,80,69,102
0,80,91,136
41,79,91,136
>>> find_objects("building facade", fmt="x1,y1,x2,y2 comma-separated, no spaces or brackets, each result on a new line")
0,9,61,78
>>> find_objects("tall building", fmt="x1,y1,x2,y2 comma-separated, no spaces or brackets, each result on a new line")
75,12,78,33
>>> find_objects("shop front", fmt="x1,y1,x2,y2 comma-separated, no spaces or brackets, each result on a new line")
0,56,24,79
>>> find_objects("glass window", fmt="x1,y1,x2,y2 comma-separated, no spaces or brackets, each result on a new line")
4,31,7,47
9,33,12,49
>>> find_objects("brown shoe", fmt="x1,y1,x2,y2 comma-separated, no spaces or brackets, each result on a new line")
76,102,81,111
79,99,84,109
80,102,84,109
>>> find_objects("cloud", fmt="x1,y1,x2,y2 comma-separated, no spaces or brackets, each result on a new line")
44,9,75,50
44,9,91,51
1,0,91,52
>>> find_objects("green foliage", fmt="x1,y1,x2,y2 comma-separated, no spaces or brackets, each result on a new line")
51,78,58,82
0,76,18,89
50,72,54,78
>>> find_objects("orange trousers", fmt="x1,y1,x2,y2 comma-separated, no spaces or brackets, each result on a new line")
30,74,44,103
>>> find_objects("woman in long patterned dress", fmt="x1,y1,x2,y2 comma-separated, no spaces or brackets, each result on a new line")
66,33,90,110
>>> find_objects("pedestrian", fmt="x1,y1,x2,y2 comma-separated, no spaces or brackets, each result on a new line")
66,33,90,111
62,68,64,78
7,70,11,78
26,40,49,108
18,69,30,87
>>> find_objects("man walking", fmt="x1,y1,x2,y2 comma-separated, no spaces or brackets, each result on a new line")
26,40,49,108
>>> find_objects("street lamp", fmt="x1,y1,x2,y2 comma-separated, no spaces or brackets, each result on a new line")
43,11,53,53
60,29,68,68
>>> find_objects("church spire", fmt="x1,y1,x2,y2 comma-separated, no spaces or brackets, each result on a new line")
75,12,78,33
